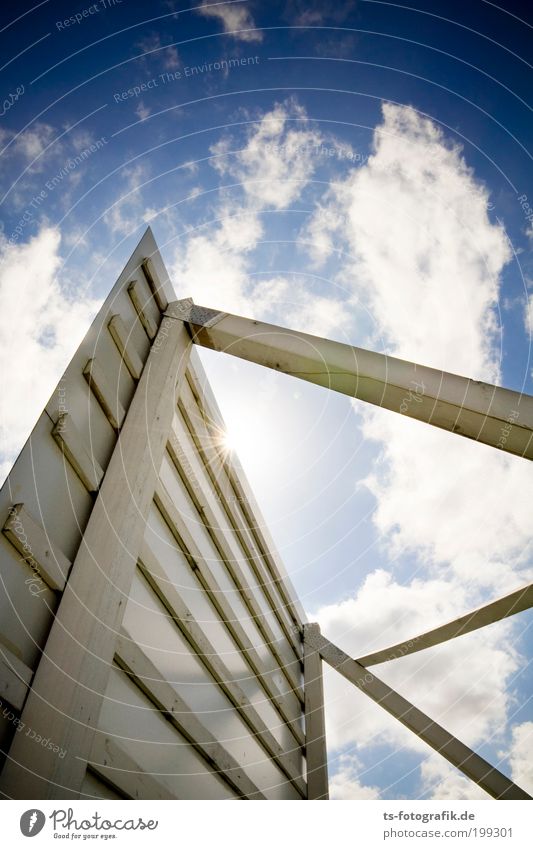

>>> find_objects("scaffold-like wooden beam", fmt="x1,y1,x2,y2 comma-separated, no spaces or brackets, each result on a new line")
306,626,531,801
181,304,533,460
356,583,533,667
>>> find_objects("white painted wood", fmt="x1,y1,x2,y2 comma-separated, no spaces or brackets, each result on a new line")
175,389,304,658
307,627,531,800
128,281,158,340
108,314,144,380
88,734,176,800
356,583,533,667
303,624,329,799
138,539,306,796
2,504,70,593
165,439,305,720
141,258,168,312
115,629,265,799
0,309,192,799
183,362,307,627
83,358,126,431
186,307,533,460
154,480,304,707
0,640,32,711
51,413,104,493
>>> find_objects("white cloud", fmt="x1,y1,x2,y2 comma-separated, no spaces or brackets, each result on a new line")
135,100,151,121
135,32,180,69
0,228,100,482
329,753,381,800
282,0,357,26
210,100,324,209
307,102,510,377
0,122,59,173
314,569,521,757
420,757,490,800
171,100,349,324
104,163,152,235
508,721,533,794
304,101,533,591
301,102,531,797
198,1,263,42
524,292,533,335
360,414,533,593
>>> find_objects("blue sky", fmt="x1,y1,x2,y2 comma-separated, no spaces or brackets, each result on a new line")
1,0,532,800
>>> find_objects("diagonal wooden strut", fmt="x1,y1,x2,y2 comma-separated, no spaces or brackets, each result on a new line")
305,625,531,801
356,582,533,667
176,302,533,459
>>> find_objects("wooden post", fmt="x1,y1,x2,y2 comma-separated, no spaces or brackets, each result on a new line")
307,627,531,801
0,305,192,799
304,624,329,799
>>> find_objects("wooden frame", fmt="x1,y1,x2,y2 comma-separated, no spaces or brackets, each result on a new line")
0,307,192,799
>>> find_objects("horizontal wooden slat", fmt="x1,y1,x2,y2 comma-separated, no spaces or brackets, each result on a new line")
108,314,144,380
128,281,158,340
142,258,168,312
166,439,304,720
83,358,126,432
88,734,175,800
138,540,306,797
115,630,264,799
52,413,104,492
176,395,303,658
2,503,70,592
0,639,33,711
154,480,304,707
183,371,304,631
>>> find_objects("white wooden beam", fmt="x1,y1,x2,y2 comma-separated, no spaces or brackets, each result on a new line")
183,305,533,460
154,482,304,705
176,389,304,656
306,627,531,801
141,258,168,312
2,503,70,593
128,281,158,340
165,439,305,714
356,583,533,667
115,629,265,799
138,541,306,797
83,358,126,431
0,640,33,712
87,734,175,800
178,377,305,634
0,307,193,799
303,624,329,799
108,314,144,381
52,413,104,493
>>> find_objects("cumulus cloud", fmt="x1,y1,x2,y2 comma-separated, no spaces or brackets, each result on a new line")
171,100,347,326
210,100,324,209
104,163,152,236
0,122,59,173
198,1,263,42
302,102,533,596
306,103,510,377
0,228,100,482
508,721,533,794
420,757,490,800
304,103,531,797
329,753,381,800
524,292,533,335
135,32,180,70
314,570,521,754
